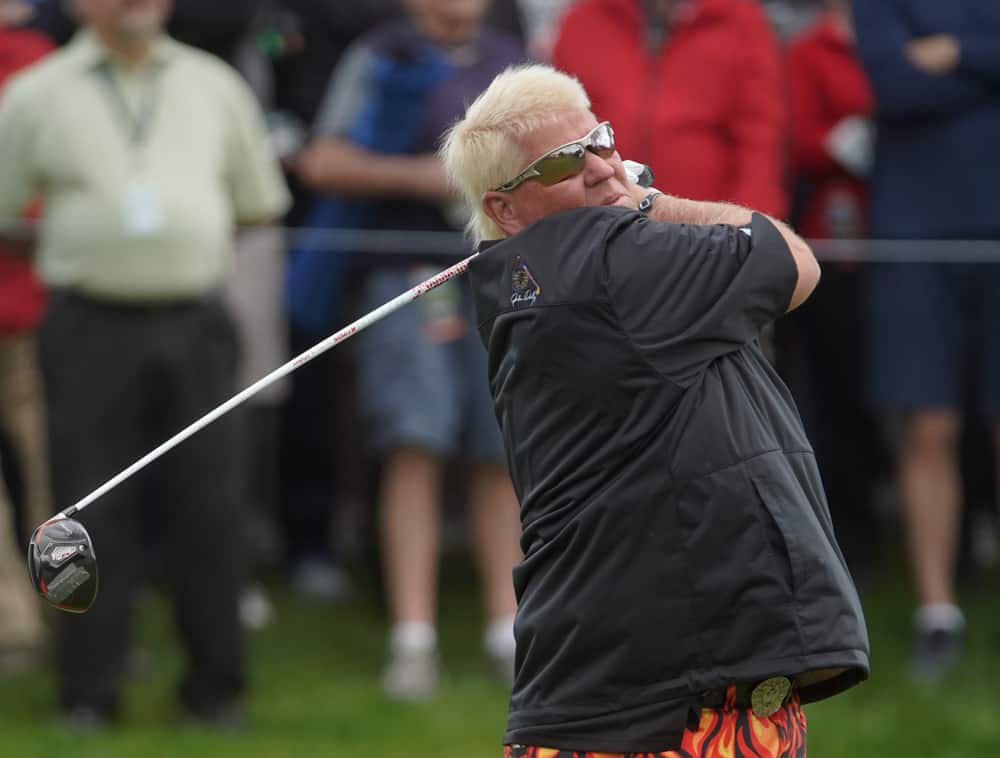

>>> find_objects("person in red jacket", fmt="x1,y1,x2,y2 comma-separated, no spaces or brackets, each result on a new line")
552,0,788,217
787,0,873,241
782,0,883,584
0,0,54,671
0,4,50,337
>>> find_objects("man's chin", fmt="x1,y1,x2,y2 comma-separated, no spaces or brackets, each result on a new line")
118,13,166,39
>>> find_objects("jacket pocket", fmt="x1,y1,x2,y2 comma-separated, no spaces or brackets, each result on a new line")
676,465,799,669
749,456,866,654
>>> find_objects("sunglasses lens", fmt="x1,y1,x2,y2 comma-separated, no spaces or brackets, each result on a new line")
592,123,615,158
535,148,586,186
28,517,98,613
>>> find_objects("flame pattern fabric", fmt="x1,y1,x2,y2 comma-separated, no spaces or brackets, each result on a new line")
504,688,807,758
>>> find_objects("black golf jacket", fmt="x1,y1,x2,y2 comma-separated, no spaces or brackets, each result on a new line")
468,207,870,752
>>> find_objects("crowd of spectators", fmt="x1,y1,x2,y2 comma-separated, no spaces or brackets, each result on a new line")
0,0,997,730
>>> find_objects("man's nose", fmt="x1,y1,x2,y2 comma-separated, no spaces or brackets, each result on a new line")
582,149,615,185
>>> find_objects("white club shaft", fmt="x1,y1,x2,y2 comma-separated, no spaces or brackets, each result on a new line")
62,253,477,517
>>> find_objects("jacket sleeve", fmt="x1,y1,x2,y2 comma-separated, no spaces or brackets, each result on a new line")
786,39,839,177
851,0,991,119
222,70,292,224
603,213,797,384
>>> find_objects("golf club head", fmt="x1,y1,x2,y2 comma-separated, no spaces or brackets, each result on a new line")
27,516,98,613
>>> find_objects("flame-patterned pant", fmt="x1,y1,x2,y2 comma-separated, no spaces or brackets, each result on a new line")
504,687,807,758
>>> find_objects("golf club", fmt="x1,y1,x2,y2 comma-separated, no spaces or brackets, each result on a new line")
27,253,476,613
27,160,654,613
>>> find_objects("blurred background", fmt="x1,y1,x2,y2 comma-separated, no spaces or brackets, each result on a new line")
0,0,998,755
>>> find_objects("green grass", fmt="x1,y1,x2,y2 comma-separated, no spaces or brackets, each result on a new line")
1,554,998,757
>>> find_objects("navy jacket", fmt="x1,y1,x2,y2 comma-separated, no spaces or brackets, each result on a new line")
286,21,524,332
852,0,1000,238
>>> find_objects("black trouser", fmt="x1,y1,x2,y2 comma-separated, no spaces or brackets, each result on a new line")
38,292,245,716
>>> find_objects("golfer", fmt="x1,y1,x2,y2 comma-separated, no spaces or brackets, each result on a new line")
441,64,870,757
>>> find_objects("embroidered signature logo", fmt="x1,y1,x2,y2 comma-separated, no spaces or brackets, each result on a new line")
511,257,541,307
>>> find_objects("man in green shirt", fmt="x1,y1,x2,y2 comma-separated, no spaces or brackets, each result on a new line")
0,0,290,729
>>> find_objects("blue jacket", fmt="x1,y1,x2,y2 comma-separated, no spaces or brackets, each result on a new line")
286,22,524,334
851,0,1000,238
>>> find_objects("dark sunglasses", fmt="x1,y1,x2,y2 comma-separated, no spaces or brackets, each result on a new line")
493,121,616,192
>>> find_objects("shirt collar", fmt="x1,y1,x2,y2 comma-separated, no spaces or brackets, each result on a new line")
68,29,178,71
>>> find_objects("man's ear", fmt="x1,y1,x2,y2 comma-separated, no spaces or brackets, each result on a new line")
482,191,524,237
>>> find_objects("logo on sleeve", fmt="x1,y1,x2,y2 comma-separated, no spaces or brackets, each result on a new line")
511,257,541,307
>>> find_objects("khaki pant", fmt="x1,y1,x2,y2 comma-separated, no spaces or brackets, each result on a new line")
0,334,50,648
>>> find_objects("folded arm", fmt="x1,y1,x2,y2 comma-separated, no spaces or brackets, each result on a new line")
851,0,992,118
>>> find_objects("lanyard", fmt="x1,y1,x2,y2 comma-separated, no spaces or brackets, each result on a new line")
96,62,163,152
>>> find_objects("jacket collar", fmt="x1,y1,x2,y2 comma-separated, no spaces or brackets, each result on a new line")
592,0,740,29
67,29,178,71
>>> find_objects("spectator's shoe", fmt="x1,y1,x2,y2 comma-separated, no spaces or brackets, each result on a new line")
239,583,275,630
486,647,516,688
289,557,352,603
911,607,965,683
382,648,439,702
58,705,115,732
483,616,516,688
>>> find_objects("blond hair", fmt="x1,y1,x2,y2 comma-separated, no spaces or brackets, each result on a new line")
440,64,590,243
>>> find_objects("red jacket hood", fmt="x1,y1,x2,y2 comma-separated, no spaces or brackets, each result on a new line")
572,0,767,32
